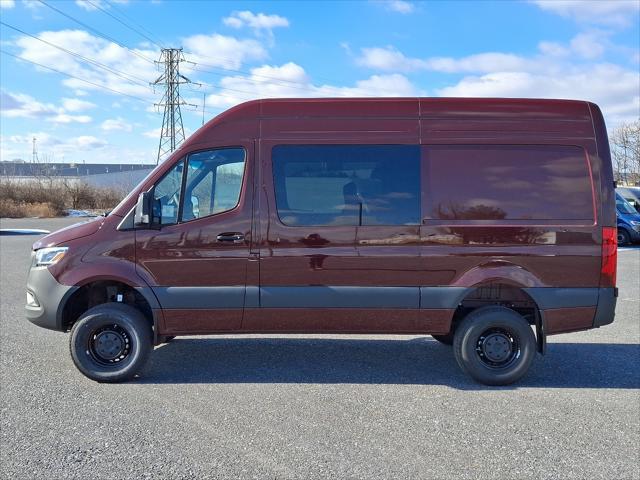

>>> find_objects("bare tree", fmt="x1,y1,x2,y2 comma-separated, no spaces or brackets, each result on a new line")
610,120,640,185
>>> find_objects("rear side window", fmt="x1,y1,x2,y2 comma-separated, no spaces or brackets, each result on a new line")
424,145,594,221
272,145,421,226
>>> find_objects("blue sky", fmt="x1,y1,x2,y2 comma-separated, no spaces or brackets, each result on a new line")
1,0,638,164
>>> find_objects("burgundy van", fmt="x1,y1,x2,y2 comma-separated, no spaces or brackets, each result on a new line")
25,98,617,385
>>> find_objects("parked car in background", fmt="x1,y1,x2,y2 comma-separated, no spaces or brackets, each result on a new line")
616,186,640,213
25,97,618,386
616,193,640,245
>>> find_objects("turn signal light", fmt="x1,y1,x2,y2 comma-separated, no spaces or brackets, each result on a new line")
600,227,617,288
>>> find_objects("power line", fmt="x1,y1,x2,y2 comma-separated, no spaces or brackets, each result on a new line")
103,0,166,49
37,0,157,65
0,21,151,88
86,0,164,50
0,49,150,103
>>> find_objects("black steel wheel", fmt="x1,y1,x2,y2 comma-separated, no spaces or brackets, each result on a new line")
617,228,631,246
453,306,536,386
70,303,152,382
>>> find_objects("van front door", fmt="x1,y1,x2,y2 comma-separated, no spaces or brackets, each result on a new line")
135,144,253,334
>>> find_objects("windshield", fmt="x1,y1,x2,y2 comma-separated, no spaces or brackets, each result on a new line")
616,197,636,214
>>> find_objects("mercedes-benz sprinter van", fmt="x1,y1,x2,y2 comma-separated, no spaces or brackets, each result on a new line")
26,98,617,385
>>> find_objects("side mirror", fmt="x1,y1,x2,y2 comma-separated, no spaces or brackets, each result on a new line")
134,191,153,228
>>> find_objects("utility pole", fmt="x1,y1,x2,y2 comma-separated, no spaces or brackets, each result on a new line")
32,136,38,163
152,48,195,164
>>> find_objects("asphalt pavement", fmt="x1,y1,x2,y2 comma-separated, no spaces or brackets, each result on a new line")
1,217,639,479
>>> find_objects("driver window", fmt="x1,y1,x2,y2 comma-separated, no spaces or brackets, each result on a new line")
182,148,245,221
153,159,184,225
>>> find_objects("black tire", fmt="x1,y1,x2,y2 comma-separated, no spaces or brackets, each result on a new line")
432,333,454,345
617,228,631,246
69,303,152,383
453,306,536,386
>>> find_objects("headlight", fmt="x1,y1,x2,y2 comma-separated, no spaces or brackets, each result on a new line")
35,247,68,266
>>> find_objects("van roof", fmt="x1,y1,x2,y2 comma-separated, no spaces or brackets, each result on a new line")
214,97,592,120
183,97,596,147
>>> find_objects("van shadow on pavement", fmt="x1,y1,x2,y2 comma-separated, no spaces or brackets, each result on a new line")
140,337,640,390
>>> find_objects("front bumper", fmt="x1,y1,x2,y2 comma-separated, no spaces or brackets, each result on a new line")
25,265,77,331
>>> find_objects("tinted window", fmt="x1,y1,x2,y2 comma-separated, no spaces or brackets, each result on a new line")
153,159,184,225
273,145,421,226
182,148,245,221
424,145,594,221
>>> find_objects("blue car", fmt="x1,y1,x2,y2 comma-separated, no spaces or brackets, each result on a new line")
616,193,640,245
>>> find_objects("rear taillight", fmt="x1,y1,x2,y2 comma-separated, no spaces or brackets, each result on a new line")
600,227,617,287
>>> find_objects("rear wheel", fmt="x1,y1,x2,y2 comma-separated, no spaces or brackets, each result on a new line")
453,306,536,386
69,303,152,383
617,228,631,246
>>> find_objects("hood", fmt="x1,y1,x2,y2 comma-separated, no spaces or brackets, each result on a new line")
618,212,640,222
33,216,105,250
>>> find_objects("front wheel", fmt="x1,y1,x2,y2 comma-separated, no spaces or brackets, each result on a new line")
453,306,537,386
69,303,152,382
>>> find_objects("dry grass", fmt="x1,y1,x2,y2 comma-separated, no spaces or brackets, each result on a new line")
0,200,60,218
0,178,126,218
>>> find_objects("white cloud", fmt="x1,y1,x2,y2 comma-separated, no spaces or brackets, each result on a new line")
354,35,638,127
62,98,96,112
75,0,102,11
205,62,420,110
538,41,570,57
47,113,92,124
530,0,640,27
223,10,290,34
0,91,94,124
6,132,106,155
22,0,44,10
569,31,607,59
14,29,159,99
74,135,107,149
356,46,429,72
182,33,268,69
75,0,128,10
1,91,58,118
356,46,528,73
357,30,616,73
143,127,161,139
101,117,133,132
437,64,640,127
382,1,415,14
0,0,15,9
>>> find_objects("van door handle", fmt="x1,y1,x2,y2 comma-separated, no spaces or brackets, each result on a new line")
216,232,245,243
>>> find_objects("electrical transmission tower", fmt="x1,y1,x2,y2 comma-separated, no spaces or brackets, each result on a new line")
152,48,195,164
32,136,38,163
